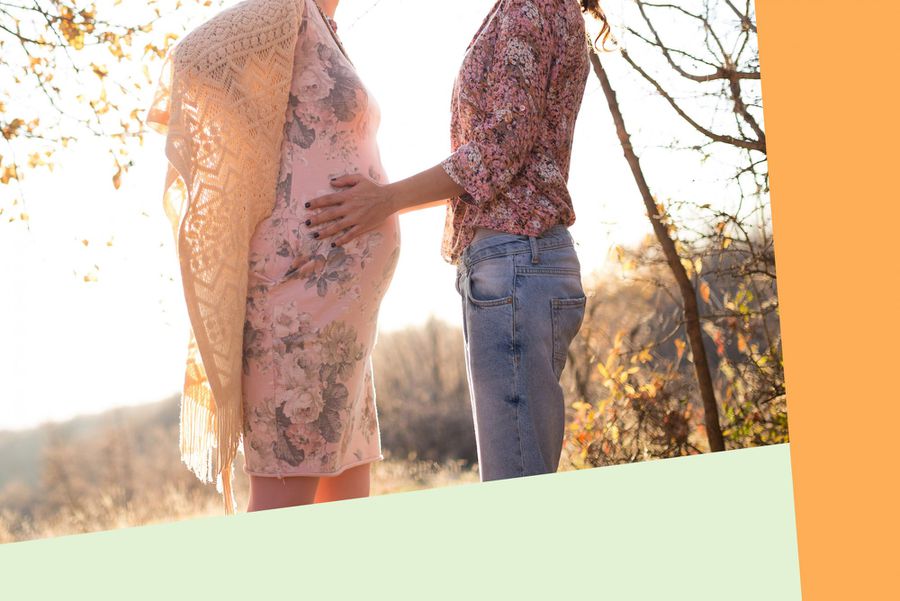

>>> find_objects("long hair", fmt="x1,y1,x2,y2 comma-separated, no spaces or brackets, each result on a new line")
580,0,615,51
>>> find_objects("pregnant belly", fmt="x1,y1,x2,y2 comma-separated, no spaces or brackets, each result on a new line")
287,150,387,213
248,192,400,293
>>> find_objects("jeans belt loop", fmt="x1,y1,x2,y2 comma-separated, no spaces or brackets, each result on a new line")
529,235,540,264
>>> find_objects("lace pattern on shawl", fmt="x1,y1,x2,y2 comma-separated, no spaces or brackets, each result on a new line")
146,0,303,512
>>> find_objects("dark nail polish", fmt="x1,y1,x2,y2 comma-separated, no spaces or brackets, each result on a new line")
304,202,311,208
305,219,311,226
313,232,319,239
331,242,336,248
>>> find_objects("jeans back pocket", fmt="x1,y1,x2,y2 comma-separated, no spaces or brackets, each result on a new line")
550,296,587,379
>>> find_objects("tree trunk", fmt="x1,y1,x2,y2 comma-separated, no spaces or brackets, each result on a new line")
589,51,726,452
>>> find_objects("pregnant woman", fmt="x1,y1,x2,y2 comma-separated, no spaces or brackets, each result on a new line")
307,0,609,482
148,0,399,512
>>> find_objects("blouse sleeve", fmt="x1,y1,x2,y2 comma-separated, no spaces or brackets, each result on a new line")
441,0,555,206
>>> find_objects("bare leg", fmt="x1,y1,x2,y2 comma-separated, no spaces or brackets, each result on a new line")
247,475,319,512
313,463,371,503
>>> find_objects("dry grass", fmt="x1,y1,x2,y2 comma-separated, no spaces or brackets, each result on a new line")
0,459,479,544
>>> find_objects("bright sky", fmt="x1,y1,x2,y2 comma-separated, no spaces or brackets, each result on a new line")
0,0,761,430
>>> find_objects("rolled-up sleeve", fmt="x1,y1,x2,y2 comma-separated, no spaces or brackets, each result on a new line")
442,0,555,206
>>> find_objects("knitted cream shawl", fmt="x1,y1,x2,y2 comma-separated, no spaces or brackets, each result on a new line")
146,0,302,512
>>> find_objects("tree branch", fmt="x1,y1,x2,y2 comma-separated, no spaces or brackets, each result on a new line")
724,0,757,33
620,48,766,153
631,2,759,83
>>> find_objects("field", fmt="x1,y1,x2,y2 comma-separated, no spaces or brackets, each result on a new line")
0,452,479,544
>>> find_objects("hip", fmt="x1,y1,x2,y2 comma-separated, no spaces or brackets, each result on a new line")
455,225,583,309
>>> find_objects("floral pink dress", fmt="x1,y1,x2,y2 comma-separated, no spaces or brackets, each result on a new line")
241,0,400,477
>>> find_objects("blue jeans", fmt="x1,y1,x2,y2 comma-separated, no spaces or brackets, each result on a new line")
455,225,586,481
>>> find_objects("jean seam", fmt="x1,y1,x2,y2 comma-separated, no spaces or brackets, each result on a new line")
466,294,514,308
514,400,525,476
551,299,565,379
552,296,587,308
516,266,581,276
465,240,574,268
512,275,525,476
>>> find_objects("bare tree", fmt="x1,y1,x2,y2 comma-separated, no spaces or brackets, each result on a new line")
621,1,782,444
591,51,725,452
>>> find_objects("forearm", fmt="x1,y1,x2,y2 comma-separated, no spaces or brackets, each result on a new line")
386,163,464,214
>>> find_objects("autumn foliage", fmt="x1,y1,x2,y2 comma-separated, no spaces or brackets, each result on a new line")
0,0,221,221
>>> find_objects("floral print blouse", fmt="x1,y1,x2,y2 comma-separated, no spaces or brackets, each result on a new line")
440,0,591,264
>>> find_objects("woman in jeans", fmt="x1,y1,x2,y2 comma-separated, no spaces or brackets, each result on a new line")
306,0,610,480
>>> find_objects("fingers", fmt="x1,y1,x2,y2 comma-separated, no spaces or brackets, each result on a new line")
304,172,365,210
306,191,344,211
307,204,349,227
296,258,317,278
330,173,363,188
316,216,352,238
333,224,367,247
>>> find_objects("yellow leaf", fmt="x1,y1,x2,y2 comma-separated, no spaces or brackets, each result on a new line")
605,353,617,375
91,63,108,78
694,258,703,274
722,236,733,249
675,338,686,362
700,281,711,304
1,165,18,184
680,257,694,277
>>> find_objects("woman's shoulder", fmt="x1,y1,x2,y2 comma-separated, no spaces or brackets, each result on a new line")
500,0,586,38
504,0,582,17
174,0,302,72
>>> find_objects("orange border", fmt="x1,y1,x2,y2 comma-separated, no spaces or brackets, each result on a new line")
757,1,899,597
